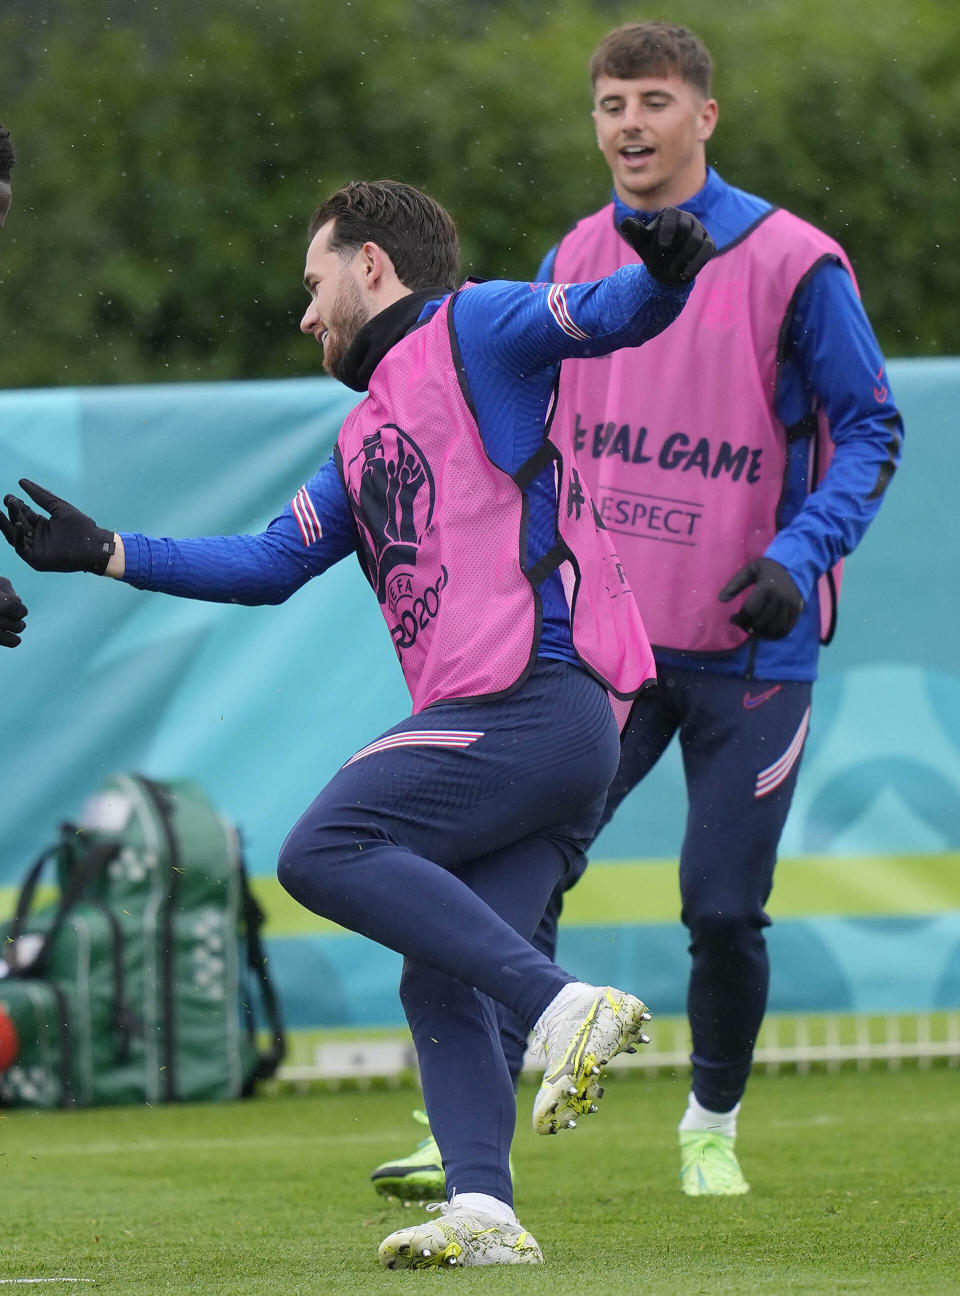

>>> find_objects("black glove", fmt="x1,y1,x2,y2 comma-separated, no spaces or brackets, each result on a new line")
0,575,27,648
0,479,116,574
620,208,715,286
718,557,804,640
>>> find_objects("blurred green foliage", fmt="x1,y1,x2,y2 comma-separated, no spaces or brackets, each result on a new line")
0,0,956,386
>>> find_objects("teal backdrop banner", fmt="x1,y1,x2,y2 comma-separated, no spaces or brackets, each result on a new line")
1,360,958,1027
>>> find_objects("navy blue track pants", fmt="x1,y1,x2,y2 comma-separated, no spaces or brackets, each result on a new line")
276,659,620,1205
500,667,812,1112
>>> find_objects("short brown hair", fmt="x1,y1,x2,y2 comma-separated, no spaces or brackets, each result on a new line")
308,180,459,292
589,22,713,98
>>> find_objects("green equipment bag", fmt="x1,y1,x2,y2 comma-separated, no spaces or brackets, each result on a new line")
0,978,76,1108
0,772,285,1108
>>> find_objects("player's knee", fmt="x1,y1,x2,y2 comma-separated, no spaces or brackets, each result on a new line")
276,821,333,903
276,836,310,903
685,905,766,950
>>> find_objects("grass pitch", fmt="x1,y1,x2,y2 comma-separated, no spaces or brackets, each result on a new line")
1,1067,958,1294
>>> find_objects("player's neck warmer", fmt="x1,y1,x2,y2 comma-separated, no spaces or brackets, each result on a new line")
551,204,855,654
337,288,453,392
334,285,655,716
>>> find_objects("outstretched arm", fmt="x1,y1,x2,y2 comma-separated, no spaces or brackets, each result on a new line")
461,208,713,377
0,459,357,606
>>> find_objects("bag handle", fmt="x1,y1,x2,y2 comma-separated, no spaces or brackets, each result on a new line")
7,836,120,976
8,843,64,952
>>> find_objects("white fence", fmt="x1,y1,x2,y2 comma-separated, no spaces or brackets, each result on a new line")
273,1011,960,1086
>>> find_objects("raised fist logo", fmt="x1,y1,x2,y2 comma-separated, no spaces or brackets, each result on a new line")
347,425,436,603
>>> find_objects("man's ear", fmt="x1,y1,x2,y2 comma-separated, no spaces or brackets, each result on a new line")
698,98,719,144
360,240,387,289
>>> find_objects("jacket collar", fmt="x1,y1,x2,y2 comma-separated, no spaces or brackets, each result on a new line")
611,167,719,231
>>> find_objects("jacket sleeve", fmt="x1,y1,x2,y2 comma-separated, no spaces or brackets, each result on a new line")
764,262,904,600
454,269,693,378
120,455,357,604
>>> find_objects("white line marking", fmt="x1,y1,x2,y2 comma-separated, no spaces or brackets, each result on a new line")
0,1281,94,1285
3,1129,397,1158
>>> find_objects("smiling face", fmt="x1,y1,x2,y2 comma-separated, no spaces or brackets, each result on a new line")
300,219,372,380
592,72,717,212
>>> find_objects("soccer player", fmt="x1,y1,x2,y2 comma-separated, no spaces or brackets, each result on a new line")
0,123,29,650
372,22,904,1203
1,179,713,1266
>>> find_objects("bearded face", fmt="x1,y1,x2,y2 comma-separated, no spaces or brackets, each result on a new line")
321,268,371,380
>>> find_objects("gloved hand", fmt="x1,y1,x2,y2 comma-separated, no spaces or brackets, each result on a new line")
620,208,715,286
0,575,27,647
718,557,804,640
0,479,116,574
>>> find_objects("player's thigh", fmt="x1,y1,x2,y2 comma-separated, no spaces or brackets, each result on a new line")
676,675,812,914
301,660,620,869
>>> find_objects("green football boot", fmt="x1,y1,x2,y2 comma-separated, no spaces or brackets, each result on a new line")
371,1110,445,1203
371,1109,517,1204
679,1130,750,1196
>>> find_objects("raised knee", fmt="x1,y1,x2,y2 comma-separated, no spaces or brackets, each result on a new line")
276,823,320,901
276,840,304,899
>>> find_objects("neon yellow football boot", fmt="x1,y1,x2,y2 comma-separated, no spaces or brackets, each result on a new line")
679,1130,750,1195
371,1109,444,1203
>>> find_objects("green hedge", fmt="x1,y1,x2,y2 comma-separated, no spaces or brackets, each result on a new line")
1,0,955,386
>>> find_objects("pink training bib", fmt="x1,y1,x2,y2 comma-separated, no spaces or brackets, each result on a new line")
552,205,853,653
337,287,655,713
